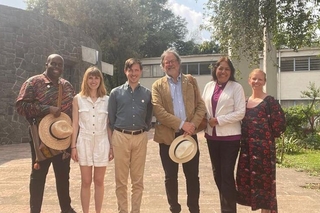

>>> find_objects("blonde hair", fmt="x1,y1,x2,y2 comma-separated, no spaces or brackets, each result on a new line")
249,68,266,81
80,66,107,97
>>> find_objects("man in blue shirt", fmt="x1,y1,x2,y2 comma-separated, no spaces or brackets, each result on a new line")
152,48,206,213
108,58,153,213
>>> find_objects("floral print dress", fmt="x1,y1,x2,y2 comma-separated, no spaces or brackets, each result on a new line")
236,96,281,213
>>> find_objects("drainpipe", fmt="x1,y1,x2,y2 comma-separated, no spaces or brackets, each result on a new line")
278,49,281,104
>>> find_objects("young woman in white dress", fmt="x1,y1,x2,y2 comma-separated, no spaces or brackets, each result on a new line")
71,66,113,213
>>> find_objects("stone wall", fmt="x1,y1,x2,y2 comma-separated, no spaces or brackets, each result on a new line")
0,5,101,145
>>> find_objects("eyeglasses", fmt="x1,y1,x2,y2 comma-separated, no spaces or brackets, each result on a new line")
164,59,177,65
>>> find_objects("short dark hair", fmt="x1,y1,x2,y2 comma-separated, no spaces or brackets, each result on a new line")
124,58,142,70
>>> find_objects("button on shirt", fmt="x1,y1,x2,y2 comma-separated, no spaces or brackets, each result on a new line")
108,82,153,131
76,94,109,135
167,74,186,129
16,73,74,124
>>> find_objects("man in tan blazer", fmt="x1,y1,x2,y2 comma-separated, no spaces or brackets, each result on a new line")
152,48,206,213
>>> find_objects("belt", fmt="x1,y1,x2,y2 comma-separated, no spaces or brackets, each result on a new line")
175,129,185,136
114,127,145,135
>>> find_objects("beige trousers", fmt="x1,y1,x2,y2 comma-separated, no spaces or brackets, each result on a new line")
112,130,148,213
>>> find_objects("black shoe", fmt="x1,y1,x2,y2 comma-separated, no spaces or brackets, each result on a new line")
61,207,77,213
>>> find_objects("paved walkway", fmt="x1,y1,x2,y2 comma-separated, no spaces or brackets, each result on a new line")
0,130,320,213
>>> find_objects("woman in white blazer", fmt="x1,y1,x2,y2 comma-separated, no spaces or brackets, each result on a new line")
202,57,246,213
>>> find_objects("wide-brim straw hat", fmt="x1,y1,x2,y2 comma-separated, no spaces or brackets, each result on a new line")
169,135,197,163
38,112,72,150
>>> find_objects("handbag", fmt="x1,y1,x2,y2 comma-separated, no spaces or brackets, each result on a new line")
186,74,208,132
30,121,63,161
30,84,67,169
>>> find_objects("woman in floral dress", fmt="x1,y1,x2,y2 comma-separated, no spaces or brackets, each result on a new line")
236,69,285,213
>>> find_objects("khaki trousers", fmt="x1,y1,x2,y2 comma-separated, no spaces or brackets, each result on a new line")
112,130,148,213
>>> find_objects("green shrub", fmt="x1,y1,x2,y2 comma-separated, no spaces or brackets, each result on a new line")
276,136,302,155
298,134,320,150
283,106,309,139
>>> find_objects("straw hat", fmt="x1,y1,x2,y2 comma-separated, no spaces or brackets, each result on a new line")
169,135,197,163
38,112,73,150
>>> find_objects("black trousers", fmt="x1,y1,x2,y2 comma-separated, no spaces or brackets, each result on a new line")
159,133,200,213
29,139,72,213
207,139,240,213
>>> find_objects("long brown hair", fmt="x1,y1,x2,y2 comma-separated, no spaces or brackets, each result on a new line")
79,66,107,97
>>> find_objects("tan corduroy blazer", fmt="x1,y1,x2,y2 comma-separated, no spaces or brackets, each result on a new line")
152,74,206,145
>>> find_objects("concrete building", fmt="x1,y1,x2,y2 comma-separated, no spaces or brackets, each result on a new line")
140,48,320,108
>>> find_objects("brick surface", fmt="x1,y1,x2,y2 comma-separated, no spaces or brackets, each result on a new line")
0,130,320,213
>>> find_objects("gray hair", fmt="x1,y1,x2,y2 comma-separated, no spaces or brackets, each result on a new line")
160,47,181,69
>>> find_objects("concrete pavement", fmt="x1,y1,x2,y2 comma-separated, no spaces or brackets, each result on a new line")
0,130,320,213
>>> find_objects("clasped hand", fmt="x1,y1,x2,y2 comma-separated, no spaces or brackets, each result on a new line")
181,122,195,136
208,117,218,127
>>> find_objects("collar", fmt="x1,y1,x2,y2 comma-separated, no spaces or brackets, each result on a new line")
166,73,181,83
85,95,106,103
43,72,62,85
124,81,140,90
216,81,228,89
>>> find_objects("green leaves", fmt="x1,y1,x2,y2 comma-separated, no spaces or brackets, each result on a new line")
204,0,320,60
24,0,192,87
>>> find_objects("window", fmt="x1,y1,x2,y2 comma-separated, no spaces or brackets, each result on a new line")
295,57,309,71
152,65,164,77
200,62,212,75
181,62,213,75
142,65,152,77
187,63,199,75
310,57,320,71
280,56,320,72
181,64,187,74
142,60,216,77
280,58,294,72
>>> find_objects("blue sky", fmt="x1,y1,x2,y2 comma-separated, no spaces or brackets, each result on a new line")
170,0,210,42
0,0,210,42
0,0,26,9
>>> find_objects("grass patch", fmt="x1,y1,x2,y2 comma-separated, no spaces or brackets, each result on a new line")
278,149,320,176
302,183,320,190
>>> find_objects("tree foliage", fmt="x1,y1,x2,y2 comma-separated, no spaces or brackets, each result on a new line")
198,41,220,54
25,0,48,15
174,40,200,55
275,0,320,50
24,0,193,87
137,0,188,57
203,0,320,60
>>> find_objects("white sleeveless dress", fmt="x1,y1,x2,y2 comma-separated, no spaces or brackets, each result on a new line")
75,94,110,166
